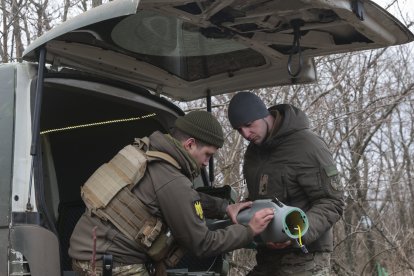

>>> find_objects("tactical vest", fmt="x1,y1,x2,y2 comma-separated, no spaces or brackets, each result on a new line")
81,138,184,264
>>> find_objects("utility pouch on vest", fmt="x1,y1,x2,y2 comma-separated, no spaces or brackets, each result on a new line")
95,186,163,248
149,232,186,269
148,232,187,270
147,231,174,262
163,245,186,268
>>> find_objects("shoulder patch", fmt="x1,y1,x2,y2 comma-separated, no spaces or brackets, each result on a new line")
193,200,204,220
323,165,338,177
259,174,269,196
323,165,342,191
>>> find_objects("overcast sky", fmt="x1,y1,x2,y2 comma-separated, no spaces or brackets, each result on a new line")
372,0,414,22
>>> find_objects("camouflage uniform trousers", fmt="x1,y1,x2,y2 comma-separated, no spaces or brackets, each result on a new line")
247,252,331,276
72,259,150,276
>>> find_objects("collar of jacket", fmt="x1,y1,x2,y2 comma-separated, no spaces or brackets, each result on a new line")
165,134,200,180
254,104,309,149
264,109,283,143
149,131,200,181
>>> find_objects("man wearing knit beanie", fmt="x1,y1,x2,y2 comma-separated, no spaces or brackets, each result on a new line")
228,92,272,145
174,110,224,148
227,92,344,276
70,109,275,276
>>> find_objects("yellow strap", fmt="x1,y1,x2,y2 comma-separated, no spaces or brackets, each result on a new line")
297,224,303,246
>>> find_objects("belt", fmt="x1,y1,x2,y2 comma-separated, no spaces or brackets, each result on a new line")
72,258,147,276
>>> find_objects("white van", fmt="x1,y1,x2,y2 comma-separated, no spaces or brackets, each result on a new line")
1,0,412,275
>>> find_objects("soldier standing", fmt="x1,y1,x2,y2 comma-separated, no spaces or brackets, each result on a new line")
228,92,344,276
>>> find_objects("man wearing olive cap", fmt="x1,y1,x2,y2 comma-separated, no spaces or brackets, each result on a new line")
69,110,275,276
228,92,344,275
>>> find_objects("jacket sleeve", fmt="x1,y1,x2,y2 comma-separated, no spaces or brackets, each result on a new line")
297,145,344,245
156,175,253,258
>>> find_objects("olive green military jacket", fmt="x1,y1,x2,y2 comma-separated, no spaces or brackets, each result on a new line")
69,131,253,264
243,104,344,253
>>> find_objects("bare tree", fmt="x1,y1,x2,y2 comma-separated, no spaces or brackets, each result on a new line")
1,0,9,62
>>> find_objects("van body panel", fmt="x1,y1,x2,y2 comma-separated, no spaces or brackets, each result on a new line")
0,229,7,276
0,64,15,276
22,0,414,101
12,64,38,213
43,78,182,123
23,0,140,57
10,224,61,275
0,64,14,226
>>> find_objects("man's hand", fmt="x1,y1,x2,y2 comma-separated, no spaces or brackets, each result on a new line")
247,208,274,236
226,201,253,224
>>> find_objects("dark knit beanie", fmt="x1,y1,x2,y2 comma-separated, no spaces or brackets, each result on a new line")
228,92,270,129
175,111,224,148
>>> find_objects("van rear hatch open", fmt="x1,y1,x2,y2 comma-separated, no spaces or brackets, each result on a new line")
23,0,414,101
